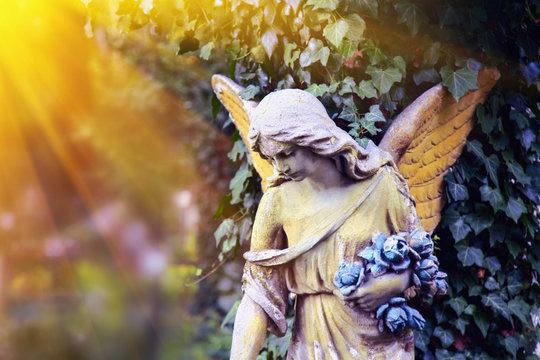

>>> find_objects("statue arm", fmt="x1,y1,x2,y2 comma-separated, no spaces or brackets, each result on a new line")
337,269,412,312
231,188,285,359
230,296,267,360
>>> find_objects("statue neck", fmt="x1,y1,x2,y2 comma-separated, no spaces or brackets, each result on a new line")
303,156,351,191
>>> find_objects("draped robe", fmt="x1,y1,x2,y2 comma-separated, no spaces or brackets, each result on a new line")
242,165,420,360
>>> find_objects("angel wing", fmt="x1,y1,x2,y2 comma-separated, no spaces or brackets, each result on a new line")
212,75,274,190
379,68,500,233
212,69,500,233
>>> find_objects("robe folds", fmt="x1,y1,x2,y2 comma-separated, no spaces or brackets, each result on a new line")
243,165,420,360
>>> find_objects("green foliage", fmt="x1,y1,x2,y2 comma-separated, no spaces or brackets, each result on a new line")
85,0,540,358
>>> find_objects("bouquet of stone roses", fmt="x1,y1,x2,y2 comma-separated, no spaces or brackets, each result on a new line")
333,229,447,333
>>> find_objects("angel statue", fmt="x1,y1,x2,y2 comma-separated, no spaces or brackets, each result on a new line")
211,68,499,360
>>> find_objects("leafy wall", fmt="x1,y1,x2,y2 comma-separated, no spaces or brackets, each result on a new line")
86,0,540,358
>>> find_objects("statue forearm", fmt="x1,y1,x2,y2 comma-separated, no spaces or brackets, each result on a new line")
337,268,412,312
230,295,267,360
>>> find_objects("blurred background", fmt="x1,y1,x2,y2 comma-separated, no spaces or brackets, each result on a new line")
0,0,241,358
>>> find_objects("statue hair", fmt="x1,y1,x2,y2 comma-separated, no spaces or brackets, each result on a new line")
247,89,393,187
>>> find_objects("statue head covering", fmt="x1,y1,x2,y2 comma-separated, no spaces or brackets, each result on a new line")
247,89,393,186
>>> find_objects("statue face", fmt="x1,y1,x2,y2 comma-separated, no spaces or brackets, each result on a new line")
260,139,320,181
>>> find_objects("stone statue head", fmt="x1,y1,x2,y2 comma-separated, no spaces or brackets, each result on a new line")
247,89,392,186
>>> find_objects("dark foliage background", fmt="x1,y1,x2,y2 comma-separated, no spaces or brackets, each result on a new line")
84,0,540,358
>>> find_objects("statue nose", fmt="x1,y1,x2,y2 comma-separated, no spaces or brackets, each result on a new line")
274,159,290,173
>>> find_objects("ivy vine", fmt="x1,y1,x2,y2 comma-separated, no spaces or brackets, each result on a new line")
85,0,540,358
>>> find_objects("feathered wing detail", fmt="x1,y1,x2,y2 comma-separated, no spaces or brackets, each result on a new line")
379,68,500,234
211,75,274,190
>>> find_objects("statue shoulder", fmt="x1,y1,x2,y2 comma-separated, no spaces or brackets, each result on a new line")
251,186,285,251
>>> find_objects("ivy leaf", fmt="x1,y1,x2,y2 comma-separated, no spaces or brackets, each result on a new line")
261,29,278,58
284,43,299,67
479,185,504,210
440,66,479,101
338,77,357,96
338,40,358,59
519,61,540,87
356,137,370,148
305,83,338,97
484,276,500,291
510,110,529,130
449,216,471,242
447,180,469,201
435,349,463,360
438,4,460,27
228,140,247,161
340,105,358,122
506,277,523,296
484,256,501,274
251,45,267,64
214,218,235,246
507,299,529,325
356,0,378,18
466,139,485,159
466,211,493,235
394,2,428,35
363,43,386,65
468,285,483,297
481,294,512,323
503,336,519,358
484,154,500,188
220,300,240,329
519,128,536,150
433,326,455,348
211,93,221,119
284,0,301,12
506,161,531,185
413,67,440,85
323,19,349,48
392,56,407,77
305,0,338,10
363,104,385,123
344,14,365,41
506,198,526,223
457,246,483,267
463,304,476,316
448,297,468,316
356,80,378,99
424,41,441,66
299,38,330,67
239,85,260,100
222,234,237,252
366,65,402,94
359,105,385,135
230,163,252,204
506,240,521,259
450,317,469,335
413,329,430,352
199,41,215,60
473,312,489,338
476,105,498,134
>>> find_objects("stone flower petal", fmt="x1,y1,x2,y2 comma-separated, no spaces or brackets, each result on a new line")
359,247,375,262
403,305,425,330
370,263,388,277
373,247,390,268
392,257,411,271
385,307,407,332
374,233,387,250
376,303,390,319
388,297,406,306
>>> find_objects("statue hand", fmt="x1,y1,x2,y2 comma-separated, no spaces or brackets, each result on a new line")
334,269,411,312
